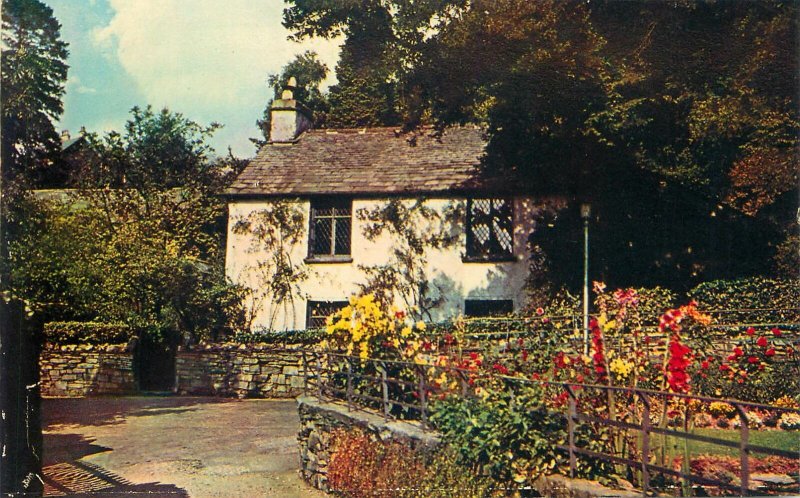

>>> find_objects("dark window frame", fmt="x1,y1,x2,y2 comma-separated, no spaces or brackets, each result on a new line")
464,198,515,262
464,299,514,317
307,197,353,262
306,300,349,329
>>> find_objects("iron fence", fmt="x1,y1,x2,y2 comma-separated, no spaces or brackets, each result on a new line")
300,350,800,497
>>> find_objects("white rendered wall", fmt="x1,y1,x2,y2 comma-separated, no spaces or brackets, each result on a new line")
226,197,565,330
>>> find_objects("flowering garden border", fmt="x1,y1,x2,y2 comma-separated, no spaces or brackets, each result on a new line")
300,350,800,496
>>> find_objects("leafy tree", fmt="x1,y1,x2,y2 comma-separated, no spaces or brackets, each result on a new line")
1,0,69,187
283,0,439,127
9,108,248,342
253,51,329,147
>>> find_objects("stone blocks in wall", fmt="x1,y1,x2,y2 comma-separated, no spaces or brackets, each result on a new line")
296,396,441,492
40,344,137,397
175,344,308,398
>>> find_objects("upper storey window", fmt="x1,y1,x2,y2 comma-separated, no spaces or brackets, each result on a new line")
465,198,514,261
309,198,352,259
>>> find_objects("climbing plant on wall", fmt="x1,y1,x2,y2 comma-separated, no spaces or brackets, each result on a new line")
231,200,309,330
356,198,461,320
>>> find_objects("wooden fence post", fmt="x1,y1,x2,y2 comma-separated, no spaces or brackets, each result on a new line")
639,391,651,496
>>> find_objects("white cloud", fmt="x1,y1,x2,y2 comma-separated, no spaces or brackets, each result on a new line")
66,75,97,94
91,0,341,155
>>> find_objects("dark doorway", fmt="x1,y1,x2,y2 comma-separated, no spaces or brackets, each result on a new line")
135,335,176,392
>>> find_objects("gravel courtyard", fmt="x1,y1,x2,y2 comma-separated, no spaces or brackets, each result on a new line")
41,397,326,497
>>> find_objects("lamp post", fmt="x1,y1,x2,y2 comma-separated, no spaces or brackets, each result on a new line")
581,203,591,355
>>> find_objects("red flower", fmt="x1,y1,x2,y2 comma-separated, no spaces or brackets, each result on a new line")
756,336,768,347
746,327,756,336
522,350,528,361
765,348,776,357
747,356,759,364
701,360,710,369
720,364,731,371
727,354,737,361
536,307,544,316
772,328,782,337
734,347,744,357
532,373,540,381
394,310,405,319
492,363,509,375
469,352,479,361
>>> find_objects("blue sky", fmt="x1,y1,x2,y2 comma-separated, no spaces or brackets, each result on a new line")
46,0,340,158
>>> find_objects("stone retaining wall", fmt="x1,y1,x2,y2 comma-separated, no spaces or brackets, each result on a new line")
175,344,307,398
40,344,137,397
297,396,441,491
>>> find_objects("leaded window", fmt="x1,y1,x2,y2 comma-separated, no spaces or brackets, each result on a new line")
307,300,348,329
309,198,352,257
466,198,513,259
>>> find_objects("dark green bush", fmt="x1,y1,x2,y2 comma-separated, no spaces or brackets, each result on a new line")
44,321,134,345
688,277,800,324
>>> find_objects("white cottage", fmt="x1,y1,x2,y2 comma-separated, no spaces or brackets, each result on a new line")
224,83,565,331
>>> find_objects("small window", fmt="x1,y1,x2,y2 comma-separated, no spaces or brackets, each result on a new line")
464,299,513,317
466,198,513,260
309,198,351,257
307,300,349,329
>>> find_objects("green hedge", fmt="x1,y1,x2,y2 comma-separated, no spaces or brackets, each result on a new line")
233,328,324,344
688,277,800,325
44,321,134,345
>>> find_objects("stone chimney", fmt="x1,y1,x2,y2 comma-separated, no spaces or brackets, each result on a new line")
60,129,71,142
269,76,313,143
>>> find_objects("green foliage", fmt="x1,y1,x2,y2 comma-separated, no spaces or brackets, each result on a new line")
43,321,133,345
1,0,69,187
233,328,323,345
430,383,564,488
9,107,247,343
80,105,221,191
689,277,799,311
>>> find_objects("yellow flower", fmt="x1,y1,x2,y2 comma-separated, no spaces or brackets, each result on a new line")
415,321,426,331
400,326,412,338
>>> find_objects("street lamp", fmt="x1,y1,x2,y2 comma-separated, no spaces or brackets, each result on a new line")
581,203,591,355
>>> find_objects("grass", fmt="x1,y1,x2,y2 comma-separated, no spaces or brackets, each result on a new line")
653,427,800,459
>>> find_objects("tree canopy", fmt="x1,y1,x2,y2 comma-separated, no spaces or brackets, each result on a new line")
1,0,69,187
281,0,798,290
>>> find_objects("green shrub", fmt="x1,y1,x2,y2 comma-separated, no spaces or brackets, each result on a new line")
688,277,800,323
44,321,134,345
430,382,564,489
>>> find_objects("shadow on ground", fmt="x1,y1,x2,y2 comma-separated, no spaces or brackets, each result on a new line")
42,397,213,497
42,395,230,428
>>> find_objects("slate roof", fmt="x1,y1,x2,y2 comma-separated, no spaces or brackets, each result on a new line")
225,126,518,197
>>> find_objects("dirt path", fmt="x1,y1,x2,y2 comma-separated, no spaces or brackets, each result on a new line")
42,397,326,497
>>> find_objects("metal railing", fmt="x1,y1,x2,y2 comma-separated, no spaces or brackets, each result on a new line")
300,350,800,497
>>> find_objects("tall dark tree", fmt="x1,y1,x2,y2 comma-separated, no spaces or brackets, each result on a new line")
1,1,67,494
283,0,445,127
253,51,329,147
1,0,69,186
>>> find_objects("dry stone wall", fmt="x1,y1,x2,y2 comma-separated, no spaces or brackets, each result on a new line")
175,344,307,398
40,344,137,397
297,396,441,492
